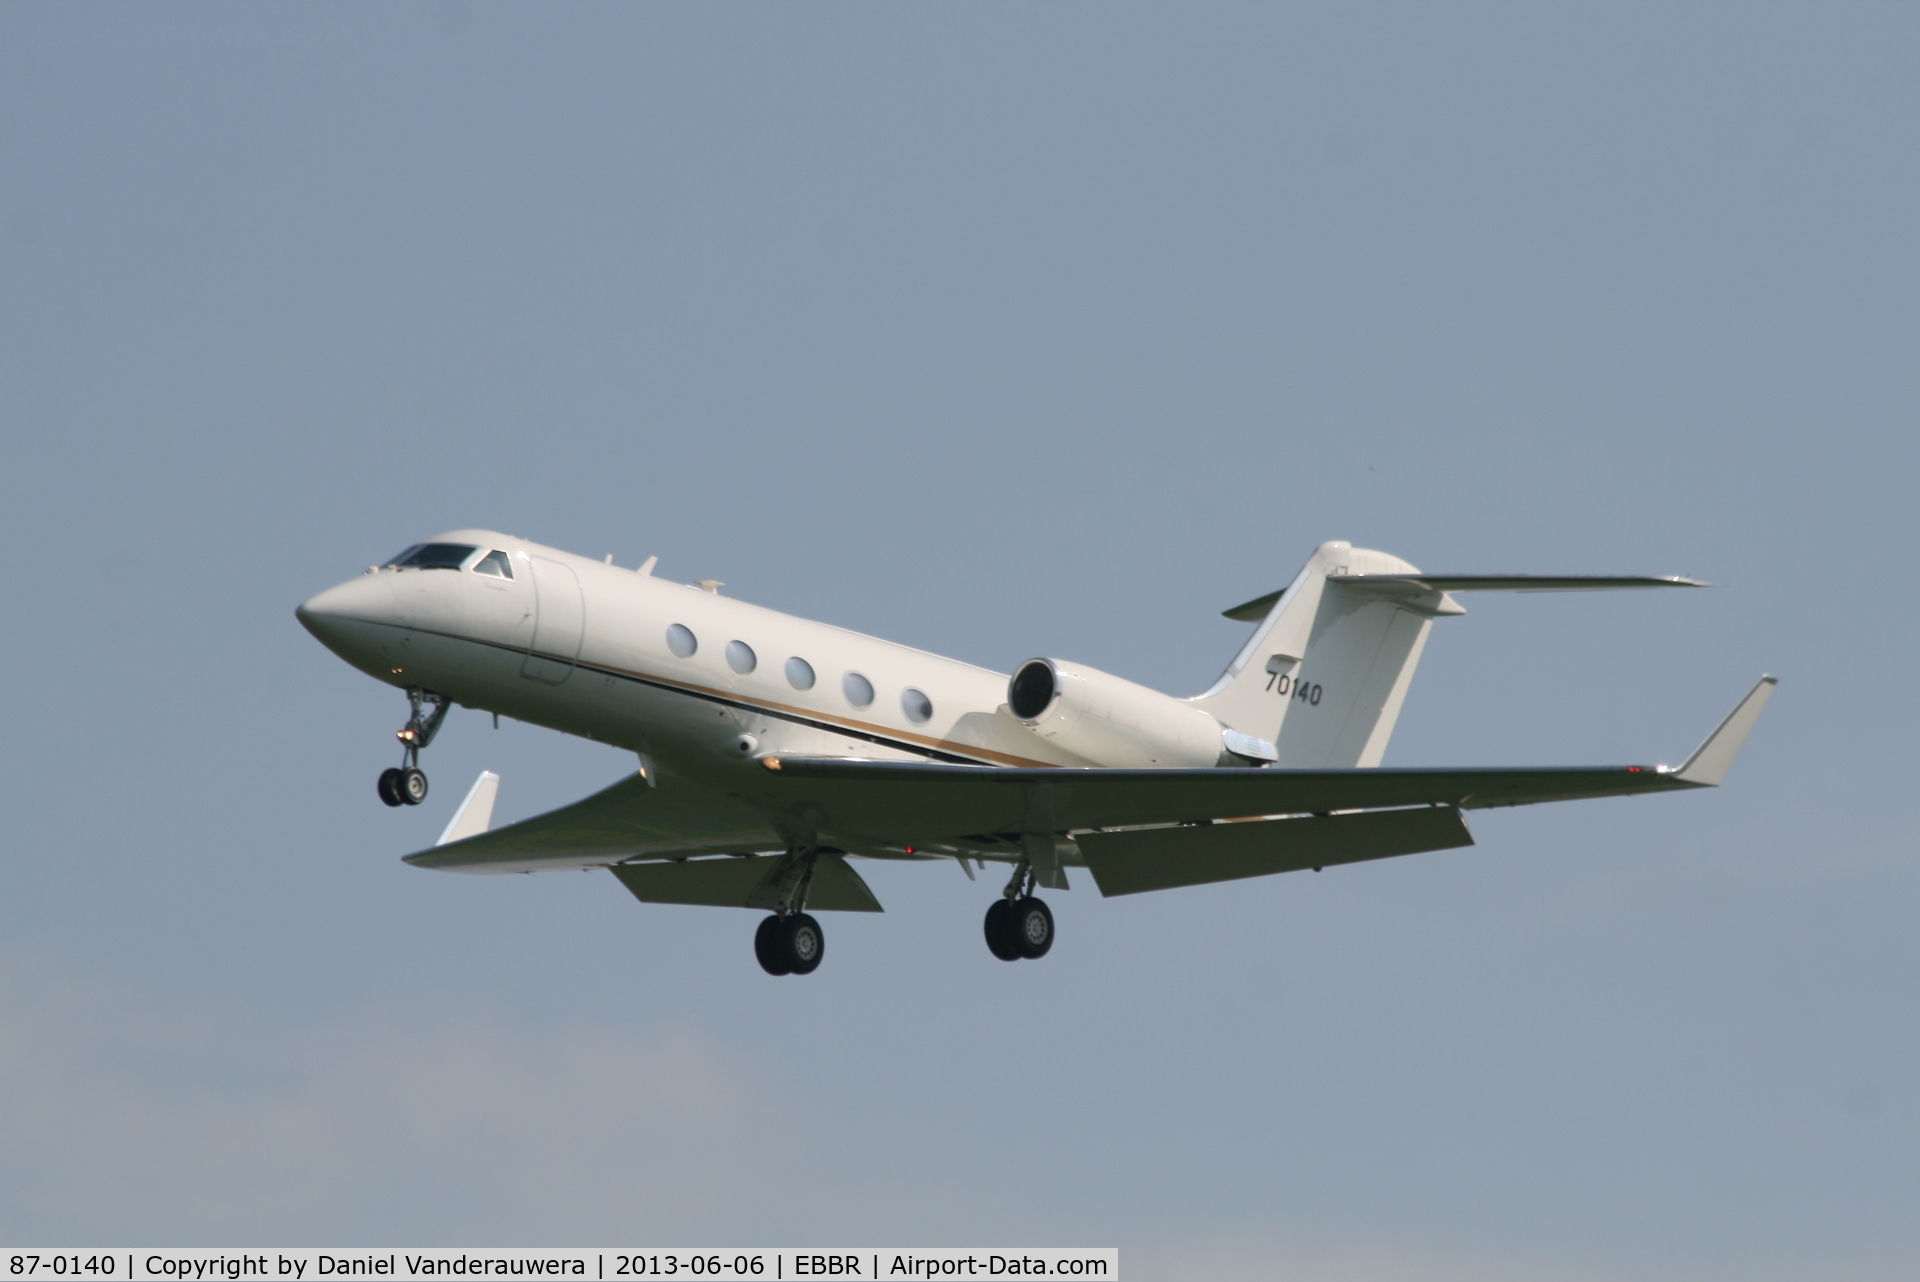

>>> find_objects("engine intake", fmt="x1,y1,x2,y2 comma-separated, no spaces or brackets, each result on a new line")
1008,659,1060,720
1005,658,1226,768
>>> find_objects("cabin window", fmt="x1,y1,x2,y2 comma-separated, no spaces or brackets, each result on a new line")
473,550,514,579
388,543,477,571
726,640,757,674
842,671,875,708
785,657,816,690
666,624,698,658
901,687,933,724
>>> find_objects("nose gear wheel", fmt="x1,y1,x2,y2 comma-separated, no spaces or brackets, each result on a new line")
378,688,448,807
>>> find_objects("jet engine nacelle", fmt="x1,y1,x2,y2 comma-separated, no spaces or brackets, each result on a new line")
1007,657,1226,768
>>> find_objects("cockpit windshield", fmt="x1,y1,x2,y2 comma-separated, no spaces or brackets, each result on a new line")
386,543,478,571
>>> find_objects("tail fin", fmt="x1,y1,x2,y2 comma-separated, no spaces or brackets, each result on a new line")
1194,545,1714,769
1192,541,1451,768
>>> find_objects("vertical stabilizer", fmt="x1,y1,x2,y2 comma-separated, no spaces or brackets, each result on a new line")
1272,578,1437,767
1193,542,1454,768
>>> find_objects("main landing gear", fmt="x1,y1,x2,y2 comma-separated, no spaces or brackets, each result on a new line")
754,848,826,976
984,864,1054,962
754,912,825,976
377,687,449,808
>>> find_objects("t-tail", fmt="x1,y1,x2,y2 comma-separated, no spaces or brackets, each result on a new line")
1191,541,1711,768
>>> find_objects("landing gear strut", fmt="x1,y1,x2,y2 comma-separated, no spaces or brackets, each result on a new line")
753,848,826,976
984,863,1054,961
378,687,448,807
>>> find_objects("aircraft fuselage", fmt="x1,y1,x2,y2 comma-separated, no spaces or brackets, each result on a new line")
297,530,1075,795
295,530,1770,976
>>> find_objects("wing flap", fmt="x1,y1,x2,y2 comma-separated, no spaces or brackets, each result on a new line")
609,852,882,912
1077,806,1474,896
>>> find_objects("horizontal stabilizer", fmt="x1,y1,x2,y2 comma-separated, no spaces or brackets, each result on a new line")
1221,588,1291,622
610,852,882,912
1078,806,1473,896
436,771,500,846
1675,676,1778,785
1223,574,1709,620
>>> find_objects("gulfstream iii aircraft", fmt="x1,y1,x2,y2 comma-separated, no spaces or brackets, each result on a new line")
297,532,1775,976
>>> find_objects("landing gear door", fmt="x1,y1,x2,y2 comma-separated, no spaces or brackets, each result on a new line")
521,557,585,685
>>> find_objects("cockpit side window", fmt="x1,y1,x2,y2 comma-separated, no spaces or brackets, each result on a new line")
390,543,479,571
473,549,514,579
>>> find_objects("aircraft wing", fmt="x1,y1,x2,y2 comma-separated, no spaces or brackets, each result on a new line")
406,678,1773,903
759,675,1776,841
404,769,783,874
759,757,1696,836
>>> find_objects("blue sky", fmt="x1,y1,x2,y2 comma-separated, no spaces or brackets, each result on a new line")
2,5,1916,1278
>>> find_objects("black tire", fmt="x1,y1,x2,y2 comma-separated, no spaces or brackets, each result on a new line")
399,766,429,806
1012,896,1054,959
983,898,1021,961
783,913,825,975
754,915,791,976
377,767,404,807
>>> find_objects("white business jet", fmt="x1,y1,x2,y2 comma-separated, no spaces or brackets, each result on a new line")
297,533,1775,976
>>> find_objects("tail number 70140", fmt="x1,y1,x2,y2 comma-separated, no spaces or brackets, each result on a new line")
1266,670,1322,705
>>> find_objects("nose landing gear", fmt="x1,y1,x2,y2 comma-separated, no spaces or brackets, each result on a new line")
377,688,449,807
984,863,1054,961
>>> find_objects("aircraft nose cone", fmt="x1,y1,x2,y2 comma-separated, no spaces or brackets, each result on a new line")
296,574,399,650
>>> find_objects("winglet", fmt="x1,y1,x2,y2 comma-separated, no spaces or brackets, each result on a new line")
437,771,501,846
1674,677,1778,785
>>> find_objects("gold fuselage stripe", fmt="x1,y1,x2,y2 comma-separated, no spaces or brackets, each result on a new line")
406,623,1060,769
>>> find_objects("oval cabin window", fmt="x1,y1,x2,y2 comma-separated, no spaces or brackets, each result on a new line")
666,624,697,658
726,640,757,674
842,671,875,708
785,657,816,690
902,687,933,724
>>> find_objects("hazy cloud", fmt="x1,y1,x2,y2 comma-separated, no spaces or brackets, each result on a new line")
0,950,773,1243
